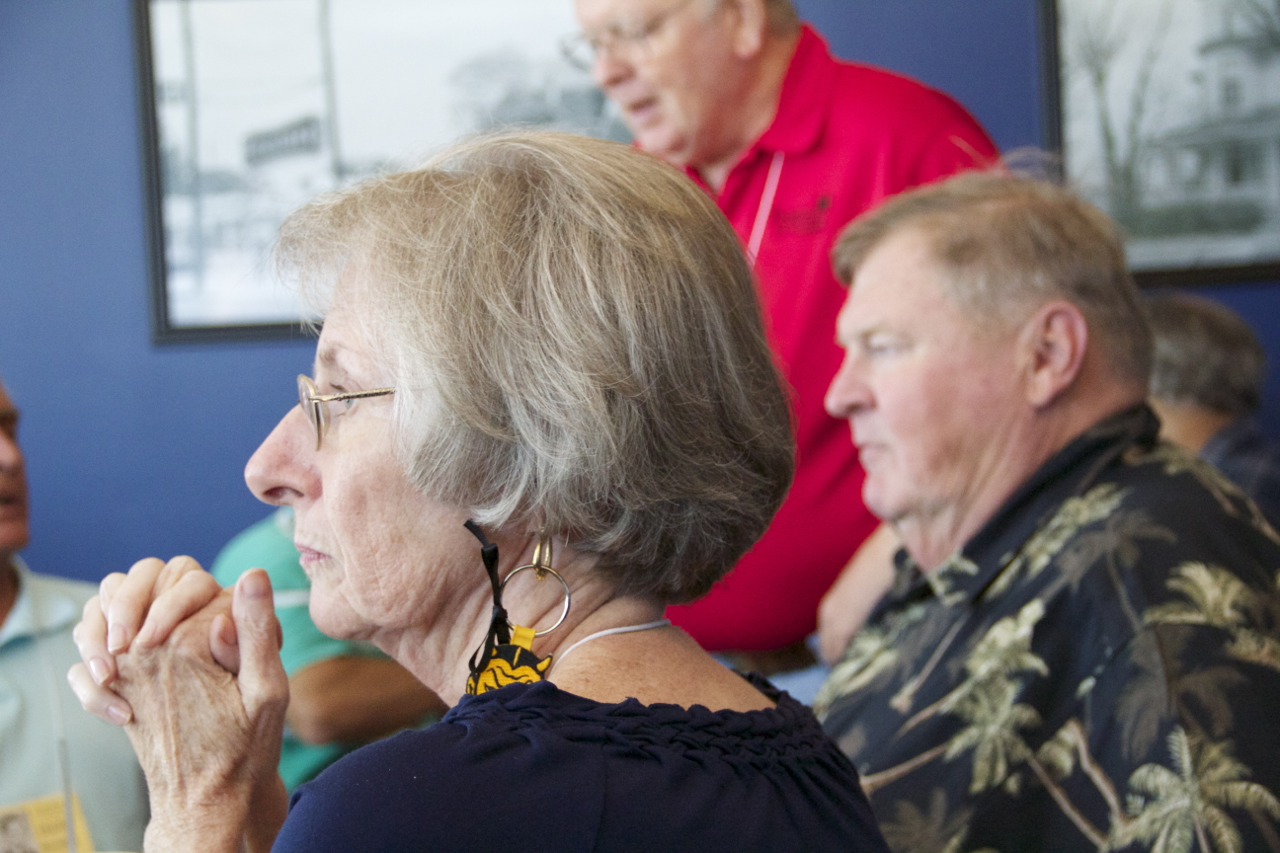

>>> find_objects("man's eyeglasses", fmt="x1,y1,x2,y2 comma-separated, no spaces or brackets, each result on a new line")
560,0,699,70
297,374,395,450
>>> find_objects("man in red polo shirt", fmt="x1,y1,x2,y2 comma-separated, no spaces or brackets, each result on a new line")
568,0,997,669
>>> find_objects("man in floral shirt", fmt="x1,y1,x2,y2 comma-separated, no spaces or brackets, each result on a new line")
817,171,1280,853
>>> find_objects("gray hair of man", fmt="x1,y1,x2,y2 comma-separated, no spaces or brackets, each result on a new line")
274,131,794,604
832,170,1153,386
691,0,798,35
1145,293,1264,418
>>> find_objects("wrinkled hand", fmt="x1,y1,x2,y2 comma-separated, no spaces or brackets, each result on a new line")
118,569,289,851
65,558,289,852
69,555,262,724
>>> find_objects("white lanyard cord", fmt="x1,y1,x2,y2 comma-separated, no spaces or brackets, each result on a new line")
746,151,785,267
36,627,78,853
546,618,672,678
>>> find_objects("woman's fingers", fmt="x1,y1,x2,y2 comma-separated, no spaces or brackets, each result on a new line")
103,557,167,653
67,661,132,725
98,571,127,611
104,555,212,653
74,594,119,687
209,612,241,674
232,570,290,721
69,558,247,736
100,574,288,851
135,565,225,650
77,555,224,692
86,572,129,681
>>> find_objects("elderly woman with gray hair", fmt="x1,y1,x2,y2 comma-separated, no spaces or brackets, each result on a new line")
67,133,887,853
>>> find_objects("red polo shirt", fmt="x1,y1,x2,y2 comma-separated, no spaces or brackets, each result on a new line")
668,25,998,652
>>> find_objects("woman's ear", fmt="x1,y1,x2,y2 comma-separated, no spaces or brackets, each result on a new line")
1018,301,1089,409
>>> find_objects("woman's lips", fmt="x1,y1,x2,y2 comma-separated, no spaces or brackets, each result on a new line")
294,544,327,569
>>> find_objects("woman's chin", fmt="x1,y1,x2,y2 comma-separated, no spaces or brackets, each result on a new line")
307,595,366,641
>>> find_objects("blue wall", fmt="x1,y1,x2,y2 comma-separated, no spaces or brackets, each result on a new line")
797,0,1044,153
1,0,1277,583
0,1,313,581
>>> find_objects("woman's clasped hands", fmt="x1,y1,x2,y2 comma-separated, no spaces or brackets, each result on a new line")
66,555,290,853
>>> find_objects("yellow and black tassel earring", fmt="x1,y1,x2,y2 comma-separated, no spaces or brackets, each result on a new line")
463,520,568,695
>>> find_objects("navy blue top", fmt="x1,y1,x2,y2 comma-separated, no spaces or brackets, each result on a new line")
273,674,888,852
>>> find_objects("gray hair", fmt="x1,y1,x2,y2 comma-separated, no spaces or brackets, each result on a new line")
276,132,794,604
694,0,798,36
1145,293,1264,417
832,171,1153,385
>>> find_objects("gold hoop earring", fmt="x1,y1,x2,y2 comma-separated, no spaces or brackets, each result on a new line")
501,531,571,636
463,520,557,695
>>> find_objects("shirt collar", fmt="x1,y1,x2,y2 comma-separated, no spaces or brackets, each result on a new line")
884,405,1160,610
752,24,838,157
0,557,81,649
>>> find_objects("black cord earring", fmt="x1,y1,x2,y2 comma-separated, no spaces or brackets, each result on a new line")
462,520,560,695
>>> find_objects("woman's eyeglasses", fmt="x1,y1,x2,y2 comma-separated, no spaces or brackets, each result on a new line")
297,374,395,450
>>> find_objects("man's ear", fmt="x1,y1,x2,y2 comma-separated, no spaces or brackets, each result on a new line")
724,0,768,58
1018,301,1088,408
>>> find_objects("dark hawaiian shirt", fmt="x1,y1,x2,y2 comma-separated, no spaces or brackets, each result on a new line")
1201,415,1280,533
817,405,1280,853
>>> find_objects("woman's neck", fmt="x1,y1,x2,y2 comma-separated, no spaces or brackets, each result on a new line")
381,539,639,706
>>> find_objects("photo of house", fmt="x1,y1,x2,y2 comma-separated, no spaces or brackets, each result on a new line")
1060,0,1280,272
146,0,625,332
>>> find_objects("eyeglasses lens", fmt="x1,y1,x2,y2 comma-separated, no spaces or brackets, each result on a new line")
297,374,325,449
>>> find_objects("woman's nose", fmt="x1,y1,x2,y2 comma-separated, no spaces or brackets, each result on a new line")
244,405,316,506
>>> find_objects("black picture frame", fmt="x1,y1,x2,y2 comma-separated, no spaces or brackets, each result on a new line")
1041,0,1280,289
135,0,314,344
135,0,621,344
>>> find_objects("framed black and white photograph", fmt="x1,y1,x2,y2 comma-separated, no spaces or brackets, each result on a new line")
137,0,626,342
1048,0,1280,287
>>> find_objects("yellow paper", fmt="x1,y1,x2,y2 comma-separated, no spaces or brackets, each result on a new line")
0,792,94,853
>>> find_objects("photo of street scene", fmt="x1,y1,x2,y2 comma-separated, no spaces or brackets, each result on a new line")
147,0,627,331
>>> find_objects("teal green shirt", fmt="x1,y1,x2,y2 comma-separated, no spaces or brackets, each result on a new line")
212,508,382,791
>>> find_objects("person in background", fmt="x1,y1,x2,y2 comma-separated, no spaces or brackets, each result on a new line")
815,172,1280,851
1145,292,1280,530
0,379,147,852
212,507,446,792
568,0,998,674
